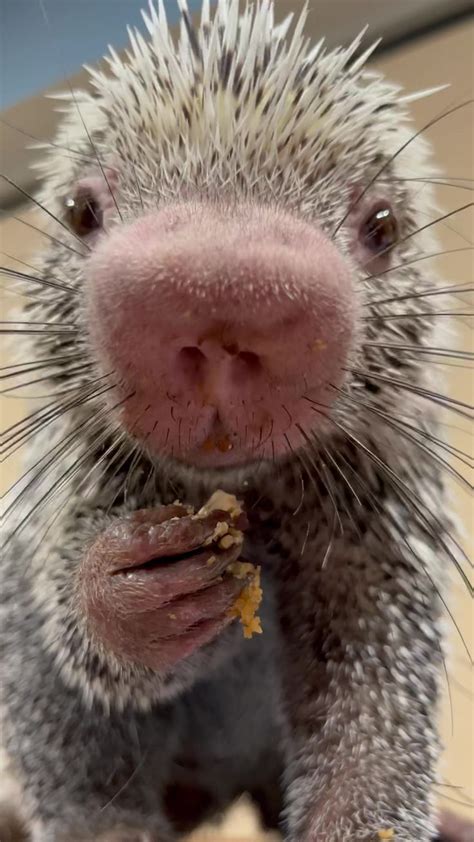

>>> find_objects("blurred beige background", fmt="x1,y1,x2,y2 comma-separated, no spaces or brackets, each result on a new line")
1,14,472,841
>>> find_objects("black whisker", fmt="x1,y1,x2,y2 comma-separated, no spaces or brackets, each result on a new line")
3,390,134,548
331,387,473,487
1,250,72,289
0,116,96,165
130,159,145,212
313,433,363,539
304,389,473,578
296,423,344,536
366,282,473,309
363,342,473,361
390,176,473,192
332,99,473,238
1,377,114,457
17,426,124,563
102,436,140,516
328,445,466,705
441,650,455,737
292,468,306,517
0,354,83,378
0,172,91,251
0,265,77,295
345,367,474,417
37,0,123,225
0,363,92,395
329,414,473,599
427,360,474,371
6,215,87,260
363,310,473,322
337,389,472,466
362,202,474,272
0,328,77,336
123,405,152,504
394,175,474,184
363,246,473,282
0,320,76,330
3,399,114,520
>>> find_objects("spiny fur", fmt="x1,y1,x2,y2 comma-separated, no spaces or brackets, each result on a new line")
0,1,469,840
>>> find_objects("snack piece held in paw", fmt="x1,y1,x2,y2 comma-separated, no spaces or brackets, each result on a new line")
196,489,243,520
227,561,263,639
194,490,246,556
197,491,263,639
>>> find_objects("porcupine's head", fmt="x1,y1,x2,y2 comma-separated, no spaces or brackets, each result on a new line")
27,0,444,480
10,1,451,708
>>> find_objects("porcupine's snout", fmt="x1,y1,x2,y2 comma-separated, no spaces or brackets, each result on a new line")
87,203,356,467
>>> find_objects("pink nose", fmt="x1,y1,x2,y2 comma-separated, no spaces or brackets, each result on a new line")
87,203,356,467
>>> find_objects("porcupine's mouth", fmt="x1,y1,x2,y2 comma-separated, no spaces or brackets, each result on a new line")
183,412,251,469
117,374,339,471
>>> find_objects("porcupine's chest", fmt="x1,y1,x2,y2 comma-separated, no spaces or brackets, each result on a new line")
160,575,285,834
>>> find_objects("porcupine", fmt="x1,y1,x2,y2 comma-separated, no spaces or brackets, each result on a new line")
0,1,472,840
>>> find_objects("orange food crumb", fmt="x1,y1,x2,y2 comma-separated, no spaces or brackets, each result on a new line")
196,490,242,519
194,491,262,640
228,562,263,639
201,437,215,452
201,435,233,453
377,830,395,840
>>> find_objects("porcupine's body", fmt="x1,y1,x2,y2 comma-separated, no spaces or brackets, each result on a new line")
0,2,468,841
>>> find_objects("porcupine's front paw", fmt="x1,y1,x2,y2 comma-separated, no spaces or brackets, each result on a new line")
79,500,250,672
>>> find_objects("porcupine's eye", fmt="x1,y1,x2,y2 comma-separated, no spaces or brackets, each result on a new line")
360,205,399,255
64,189,103,237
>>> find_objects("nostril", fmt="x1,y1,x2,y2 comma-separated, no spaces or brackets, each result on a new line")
232,351,262,385
237,351,261,372
177,346,207,381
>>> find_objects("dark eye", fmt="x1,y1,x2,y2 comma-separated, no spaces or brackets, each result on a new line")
360,206,399,255
64,190,102,236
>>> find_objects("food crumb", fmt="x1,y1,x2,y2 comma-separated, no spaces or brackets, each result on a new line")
219,530,243,550
201,434,234,453
184,490,262,639
377,830,395,840
227,562,263,639
197,490,242,519
204,520,230,545
168,613,177,620
311,338,328,352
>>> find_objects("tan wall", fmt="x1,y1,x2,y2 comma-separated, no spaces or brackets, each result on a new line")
1,17,472,840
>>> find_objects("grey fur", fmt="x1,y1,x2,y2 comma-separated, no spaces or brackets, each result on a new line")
1,1,470,840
